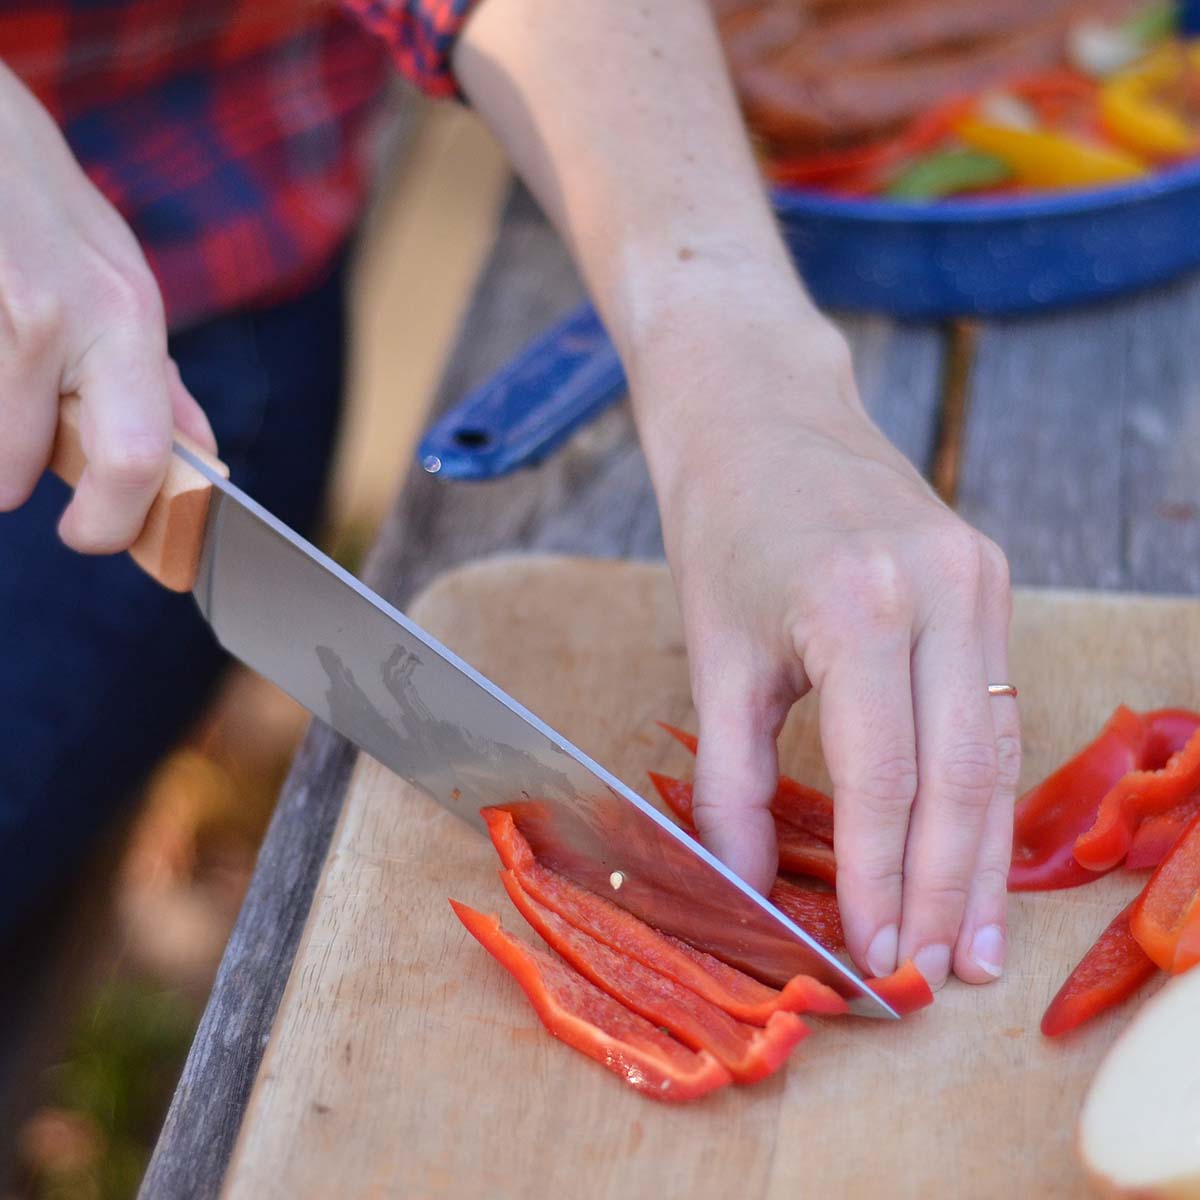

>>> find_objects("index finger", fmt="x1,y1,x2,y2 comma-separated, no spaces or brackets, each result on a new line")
58,325,174,554
813,629,918,979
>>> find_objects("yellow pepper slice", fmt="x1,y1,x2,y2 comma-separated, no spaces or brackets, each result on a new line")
1099,44,1200,160
954,118,1147,189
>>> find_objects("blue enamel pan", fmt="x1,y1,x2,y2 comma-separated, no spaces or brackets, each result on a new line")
420,163,1200,481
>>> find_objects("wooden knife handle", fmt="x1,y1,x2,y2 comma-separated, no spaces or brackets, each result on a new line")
50,395,229,593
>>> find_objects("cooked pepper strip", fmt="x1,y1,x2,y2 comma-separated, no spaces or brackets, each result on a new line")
767,878,846,954
1099,44,1200,160
648,772,838,884
450,901,732,1102
1040,900,1159,1037
954,117,1146,188
483,807,848,1021
499,870,808,1084
885,148,1012,200
1129,807,1200,972
1074,726,1200,871
1126,795,1200,870
866,961,935,1016
1009,705,1148,891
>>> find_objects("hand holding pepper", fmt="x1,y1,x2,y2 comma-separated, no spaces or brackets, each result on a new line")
629,305,1020,991
458,0,1019,992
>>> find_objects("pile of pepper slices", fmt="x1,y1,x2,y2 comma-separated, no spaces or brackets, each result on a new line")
766,8,1200,201
453,783,932,1103
455,708,1200,1099
1013,706,1200,1036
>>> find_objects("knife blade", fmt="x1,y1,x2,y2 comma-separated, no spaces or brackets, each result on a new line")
49,400,894,1017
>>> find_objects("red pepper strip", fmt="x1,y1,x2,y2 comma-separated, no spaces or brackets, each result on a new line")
1009,68,1098,102
1142,708,1200,770
647,772,838,885
499,870,808,1084
657,722,698,754
1175,921,1200,973
483,807,848,1021
1040,901,1159,1038
866,961,935,1017
1008,705,1148,892
766,139,905,188
656,727,836,843
1074,726,1200,872
1129,808,1200,973
767,878,846,954
1126,795,1200,870
450,901,732,1102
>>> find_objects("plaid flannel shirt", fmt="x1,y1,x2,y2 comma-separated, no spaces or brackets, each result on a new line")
1,0,477,329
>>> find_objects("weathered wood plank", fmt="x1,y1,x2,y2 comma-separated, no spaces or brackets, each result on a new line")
958,272,1200,592
143,182,946,1199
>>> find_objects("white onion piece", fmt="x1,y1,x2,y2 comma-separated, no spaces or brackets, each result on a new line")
1078,968,1200,1198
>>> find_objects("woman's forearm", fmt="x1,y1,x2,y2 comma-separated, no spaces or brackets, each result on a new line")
452,0,836,412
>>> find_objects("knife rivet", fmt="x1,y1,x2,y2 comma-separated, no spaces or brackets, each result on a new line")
609,871,626,891
421,454,443,474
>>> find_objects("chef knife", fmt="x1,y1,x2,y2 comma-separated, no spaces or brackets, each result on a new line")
50,399,896,1017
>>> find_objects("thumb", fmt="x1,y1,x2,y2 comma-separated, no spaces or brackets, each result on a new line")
690,671,782,894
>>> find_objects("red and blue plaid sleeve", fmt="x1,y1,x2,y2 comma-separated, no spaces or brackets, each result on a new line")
342,0,480,98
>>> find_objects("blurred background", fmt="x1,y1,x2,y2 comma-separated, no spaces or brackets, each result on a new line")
5,87,510,1200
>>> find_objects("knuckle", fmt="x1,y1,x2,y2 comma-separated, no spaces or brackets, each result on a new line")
840,752,919,819
933,526,986,592
824,547,913,629
981,537,1011,588
92,257,164,330
935,742,998,807
840,861,903,896
971,861,1013,898
914,872,972,912
1,276,62,360
993,730,1023,792
95,436,168,492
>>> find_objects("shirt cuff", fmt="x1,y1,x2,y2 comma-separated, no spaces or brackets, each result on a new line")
342,0,480,99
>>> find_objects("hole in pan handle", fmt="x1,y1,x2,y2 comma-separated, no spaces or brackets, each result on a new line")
417,301,626,481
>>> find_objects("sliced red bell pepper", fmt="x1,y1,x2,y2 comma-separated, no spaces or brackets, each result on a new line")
648,772,838,884
499,870,808,1084
866,961,935,1017
484,807,848,1021
1129,807,1200,973
767,878,845,954
1040,900,1159,1037
1126,794,1200,870
1074,726,1200,872
450,901,732,1102
1142,708,1200,769
1008,705,1148,891
657,723,835,842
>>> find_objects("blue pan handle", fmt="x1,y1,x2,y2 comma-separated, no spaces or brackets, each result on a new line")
419,302,625,481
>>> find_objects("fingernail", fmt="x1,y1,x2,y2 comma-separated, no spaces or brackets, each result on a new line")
913,943,951,991
970,924,1006,979
865,924,898,978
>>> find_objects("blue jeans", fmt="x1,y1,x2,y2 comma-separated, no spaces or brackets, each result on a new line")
0,256,348,940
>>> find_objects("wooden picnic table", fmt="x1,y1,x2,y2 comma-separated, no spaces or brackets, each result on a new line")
140,182,1200,1198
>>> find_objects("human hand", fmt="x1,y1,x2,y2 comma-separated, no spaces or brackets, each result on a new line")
0,62,215,551
636,305,1019,991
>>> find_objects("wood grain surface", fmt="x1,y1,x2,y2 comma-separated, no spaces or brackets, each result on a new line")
959,271,1200,593
223,556,1200,1200
141,184,947,1200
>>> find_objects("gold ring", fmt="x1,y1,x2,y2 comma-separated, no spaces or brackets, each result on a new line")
988,683,1018,698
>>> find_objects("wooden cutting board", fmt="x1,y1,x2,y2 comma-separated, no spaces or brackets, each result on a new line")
223,556,1200,1200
